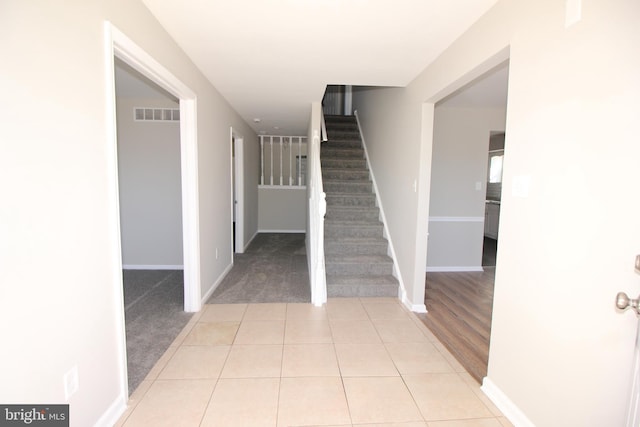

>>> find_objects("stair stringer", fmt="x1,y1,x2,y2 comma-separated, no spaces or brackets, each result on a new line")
353,110,427,313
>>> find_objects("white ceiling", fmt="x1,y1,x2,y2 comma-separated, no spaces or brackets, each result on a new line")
139,0,499,135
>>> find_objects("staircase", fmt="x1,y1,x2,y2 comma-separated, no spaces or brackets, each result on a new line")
321,115,399,297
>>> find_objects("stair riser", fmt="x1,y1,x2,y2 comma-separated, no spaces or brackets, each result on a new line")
324,182,372,193
325,209,379,222
322,170,370,180
321,150,364,159
327,284,398,298
324,140,362,149
326,196,376,207
325,262,393,276
321,159,367,169
325,226,382,239
325,243,388,256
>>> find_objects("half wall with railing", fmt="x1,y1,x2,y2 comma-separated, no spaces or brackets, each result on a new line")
306,102,327,306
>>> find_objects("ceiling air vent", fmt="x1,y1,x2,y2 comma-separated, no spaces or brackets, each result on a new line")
134,107,180,122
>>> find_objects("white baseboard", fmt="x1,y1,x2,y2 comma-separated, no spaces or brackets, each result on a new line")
481,377,535,427
201,262,234,305
95,393,127,427
240,230,259,253
122,264,184,270
426,266,484,272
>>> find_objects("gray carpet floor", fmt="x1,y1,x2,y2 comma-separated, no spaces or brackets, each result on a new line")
207,233,311,304
123,269,192,394
123,233,310,394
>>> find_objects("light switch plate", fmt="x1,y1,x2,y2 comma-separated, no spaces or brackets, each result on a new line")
635,255,640,274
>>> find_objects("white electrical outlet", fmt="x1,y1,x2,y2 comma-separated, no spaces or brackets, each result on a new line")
64,366,79,401
475,181,482,191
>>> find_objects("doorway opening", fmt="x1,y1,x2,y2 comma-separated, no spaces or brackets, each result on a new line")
421,57,509,383
106,22,201,399
231,129,245,255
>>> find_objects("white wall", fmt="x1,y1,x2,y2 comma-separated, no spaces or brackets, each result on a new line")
353,0,640,425
258,187,306,232
116,97,183,268
0,1,256,425
427,106,506,270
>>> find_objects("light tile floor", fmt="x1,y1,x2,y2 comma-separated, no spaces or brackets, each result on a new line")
116,298,513,427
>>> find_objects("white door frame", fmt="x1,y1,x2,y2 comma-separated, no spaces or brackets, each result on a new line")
231,127,245,254
104,22,202,397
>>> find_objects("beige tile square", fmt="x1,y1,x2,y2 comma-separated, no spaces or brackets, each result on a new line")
277,377,351,427
234,320,285,344
170,317,199,347
220,344,282,378
182,321,240,345
244,303,287,320
159,345,230,379
403,374,493,421
200,304,247,322
326,298,369,320
432,342,466,373
122,379,215,427
372,318,429,343
385,342,454,374
361,300,409,320
334,343,399,377
284,319,333,344
286,303,328,321
427,419,502,427
329,319,381,343
343,377,422,424
143,346,178,381
200,378,279,427
282,344,340,377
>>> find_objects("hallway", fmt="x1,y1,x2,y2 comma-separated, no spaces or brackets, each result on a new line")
116,298,512,426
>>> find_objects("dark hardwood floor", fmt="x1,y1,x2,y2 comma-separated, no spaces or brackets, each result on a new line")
416,268,495,383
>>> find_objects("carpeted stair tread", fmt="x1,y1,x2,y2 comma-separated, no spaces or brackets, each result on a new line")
321,115,398,298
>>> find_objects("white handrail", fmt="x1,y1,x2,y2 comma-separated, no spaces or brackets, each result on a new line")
306,103,327,306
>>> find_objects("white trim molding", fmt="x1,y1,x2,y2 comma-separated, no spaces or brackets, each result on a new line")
482,377,536,427
95,394,127,427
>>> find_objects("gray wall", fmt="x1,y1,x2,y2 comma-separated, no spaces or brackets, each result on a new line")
116,96,183,268
258,187,306,232
427,106,506,270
